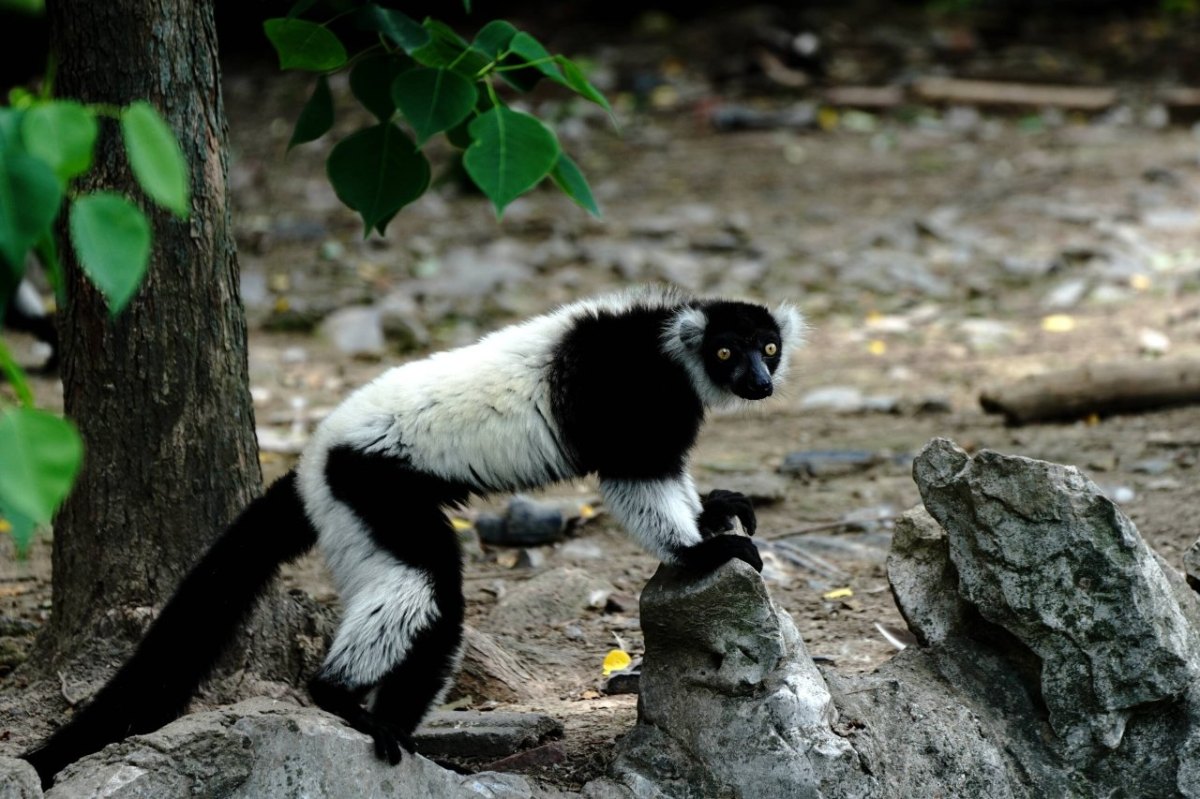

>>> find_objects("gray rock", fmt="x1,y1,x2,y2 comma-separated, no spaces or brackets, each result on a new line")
647,252,707,292
476,496,568,546
0,757,41,799
377,291,431,351
318,306,386,358
796,388,898,416
1184,539,1200,593
46,700,566,799
798,386,865,413
608,560,866,798
1042,278,1090,309
488,567,615,633
914,438,1200,757
886,507,971,646
841,249,952,299
698,472,790,505
957,318,1017,352
506,496,567,545
780,450,880,478
414,710,563,760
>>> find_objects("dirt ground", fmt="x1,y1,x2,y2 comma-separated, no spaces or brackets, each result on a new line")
8,8,1200,791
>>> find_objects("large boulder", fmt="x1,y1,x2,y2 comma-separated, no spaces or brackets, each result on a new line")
44,699,568,799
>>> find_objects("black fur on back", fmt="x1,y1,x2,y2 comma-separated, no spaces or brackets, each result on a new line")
549,303,704,480
22,472,318,788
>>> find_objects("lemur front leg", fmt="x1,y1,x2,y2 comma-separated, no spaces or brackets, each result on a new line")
599,475,762,574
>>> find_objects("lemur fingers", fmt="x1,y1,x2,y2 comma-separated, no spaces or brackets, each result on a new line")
676,535,762,573
698,489,757,537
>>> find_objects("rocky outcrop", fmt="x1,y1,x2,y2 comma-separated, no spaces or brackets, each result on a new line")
602,439,1200,798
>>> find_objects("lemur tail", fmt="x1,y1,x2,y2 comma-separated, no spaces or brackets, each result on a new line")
22,470,318,788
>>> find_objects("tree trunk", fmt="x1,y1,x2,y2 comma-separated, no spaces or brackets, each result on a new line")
42,0,317,685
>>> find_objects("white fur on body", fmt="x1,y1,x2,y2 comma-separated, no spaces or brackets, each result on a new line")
296,288,803,685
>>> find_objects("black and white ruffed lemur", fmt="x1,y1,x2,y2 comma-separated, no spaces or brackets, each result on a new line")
23,286,804,786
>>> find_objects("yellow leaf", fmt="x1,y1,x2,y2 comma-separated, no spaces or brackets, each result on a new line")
1129,273,1150,292
578,503,596,520
1041,314,1076,333
867,339,887,356
450,517,473,532
1085,413,1101,426
822,587,854,600
817,107,839,131
602,648,632,676
274,297,290,313
0,517,11,534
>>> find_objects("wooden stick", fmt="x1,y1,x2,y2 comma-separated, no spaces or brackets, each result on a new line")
913,77,1117,110
980,358,1200,425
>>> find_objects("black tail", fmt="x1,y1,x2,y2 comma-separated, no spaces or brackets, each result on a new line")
22,470,318,788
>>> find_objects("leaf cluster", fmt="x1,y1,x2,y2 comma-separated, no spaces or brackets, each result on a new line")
265,3,611,227
0,92,191,550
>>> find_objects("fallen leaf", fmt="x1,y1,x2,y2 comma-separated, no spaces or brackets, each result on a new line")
602,648,632,676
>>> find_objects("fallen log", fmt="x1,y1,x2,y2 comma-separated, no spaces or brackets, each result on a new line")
913,77,1117,110
979,358,1200,424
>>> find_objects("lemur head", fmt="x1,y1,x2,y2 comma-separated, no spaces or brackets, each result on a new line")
664,299,805,407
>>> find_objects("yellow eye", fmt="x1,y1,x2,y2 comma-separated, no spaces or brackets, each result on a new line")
716,347,732,361
764,342,778,357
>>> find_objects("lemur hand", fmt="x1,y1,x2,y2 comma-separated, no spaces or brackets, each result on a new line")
698,489,757,537
675,535,762,574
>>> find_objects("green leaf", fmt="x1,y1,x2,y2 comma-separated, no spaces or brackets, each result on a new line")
559,57,613,114
355,5,429,53
286,0,320,18
0,407,82,527
463,106,560,215
0,337,33,406
550,153,600,217
472,20,517,59
0,107,24,152
350,53,408,122
326,124,430,236
20,101,97,184
0,149,61,269
263,18,348,72
289,75,334,149
0,501,38,556
120,102,190,217
412,19,490,77
391,67,477,145
70,192,152,314
508,32,563,81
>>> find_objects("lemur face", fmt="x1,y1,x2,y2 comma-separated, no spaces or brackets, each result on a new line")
699,302,784,400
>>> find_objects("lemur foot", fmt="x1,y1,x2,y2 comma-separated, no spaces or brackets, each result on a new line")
676,534,762,574
368,722,415,765
698,489,757,537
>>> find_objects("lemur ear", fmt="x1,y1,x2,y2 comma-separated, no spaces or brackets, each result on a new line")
772,303,806,352
667,307,708,352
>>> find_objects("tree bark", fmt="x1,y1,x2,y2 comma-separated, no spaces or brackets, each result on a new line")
41,0,314,683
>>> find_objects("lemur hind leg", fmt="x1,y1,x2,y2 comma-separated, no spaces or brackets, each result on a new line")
313,446,467,763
